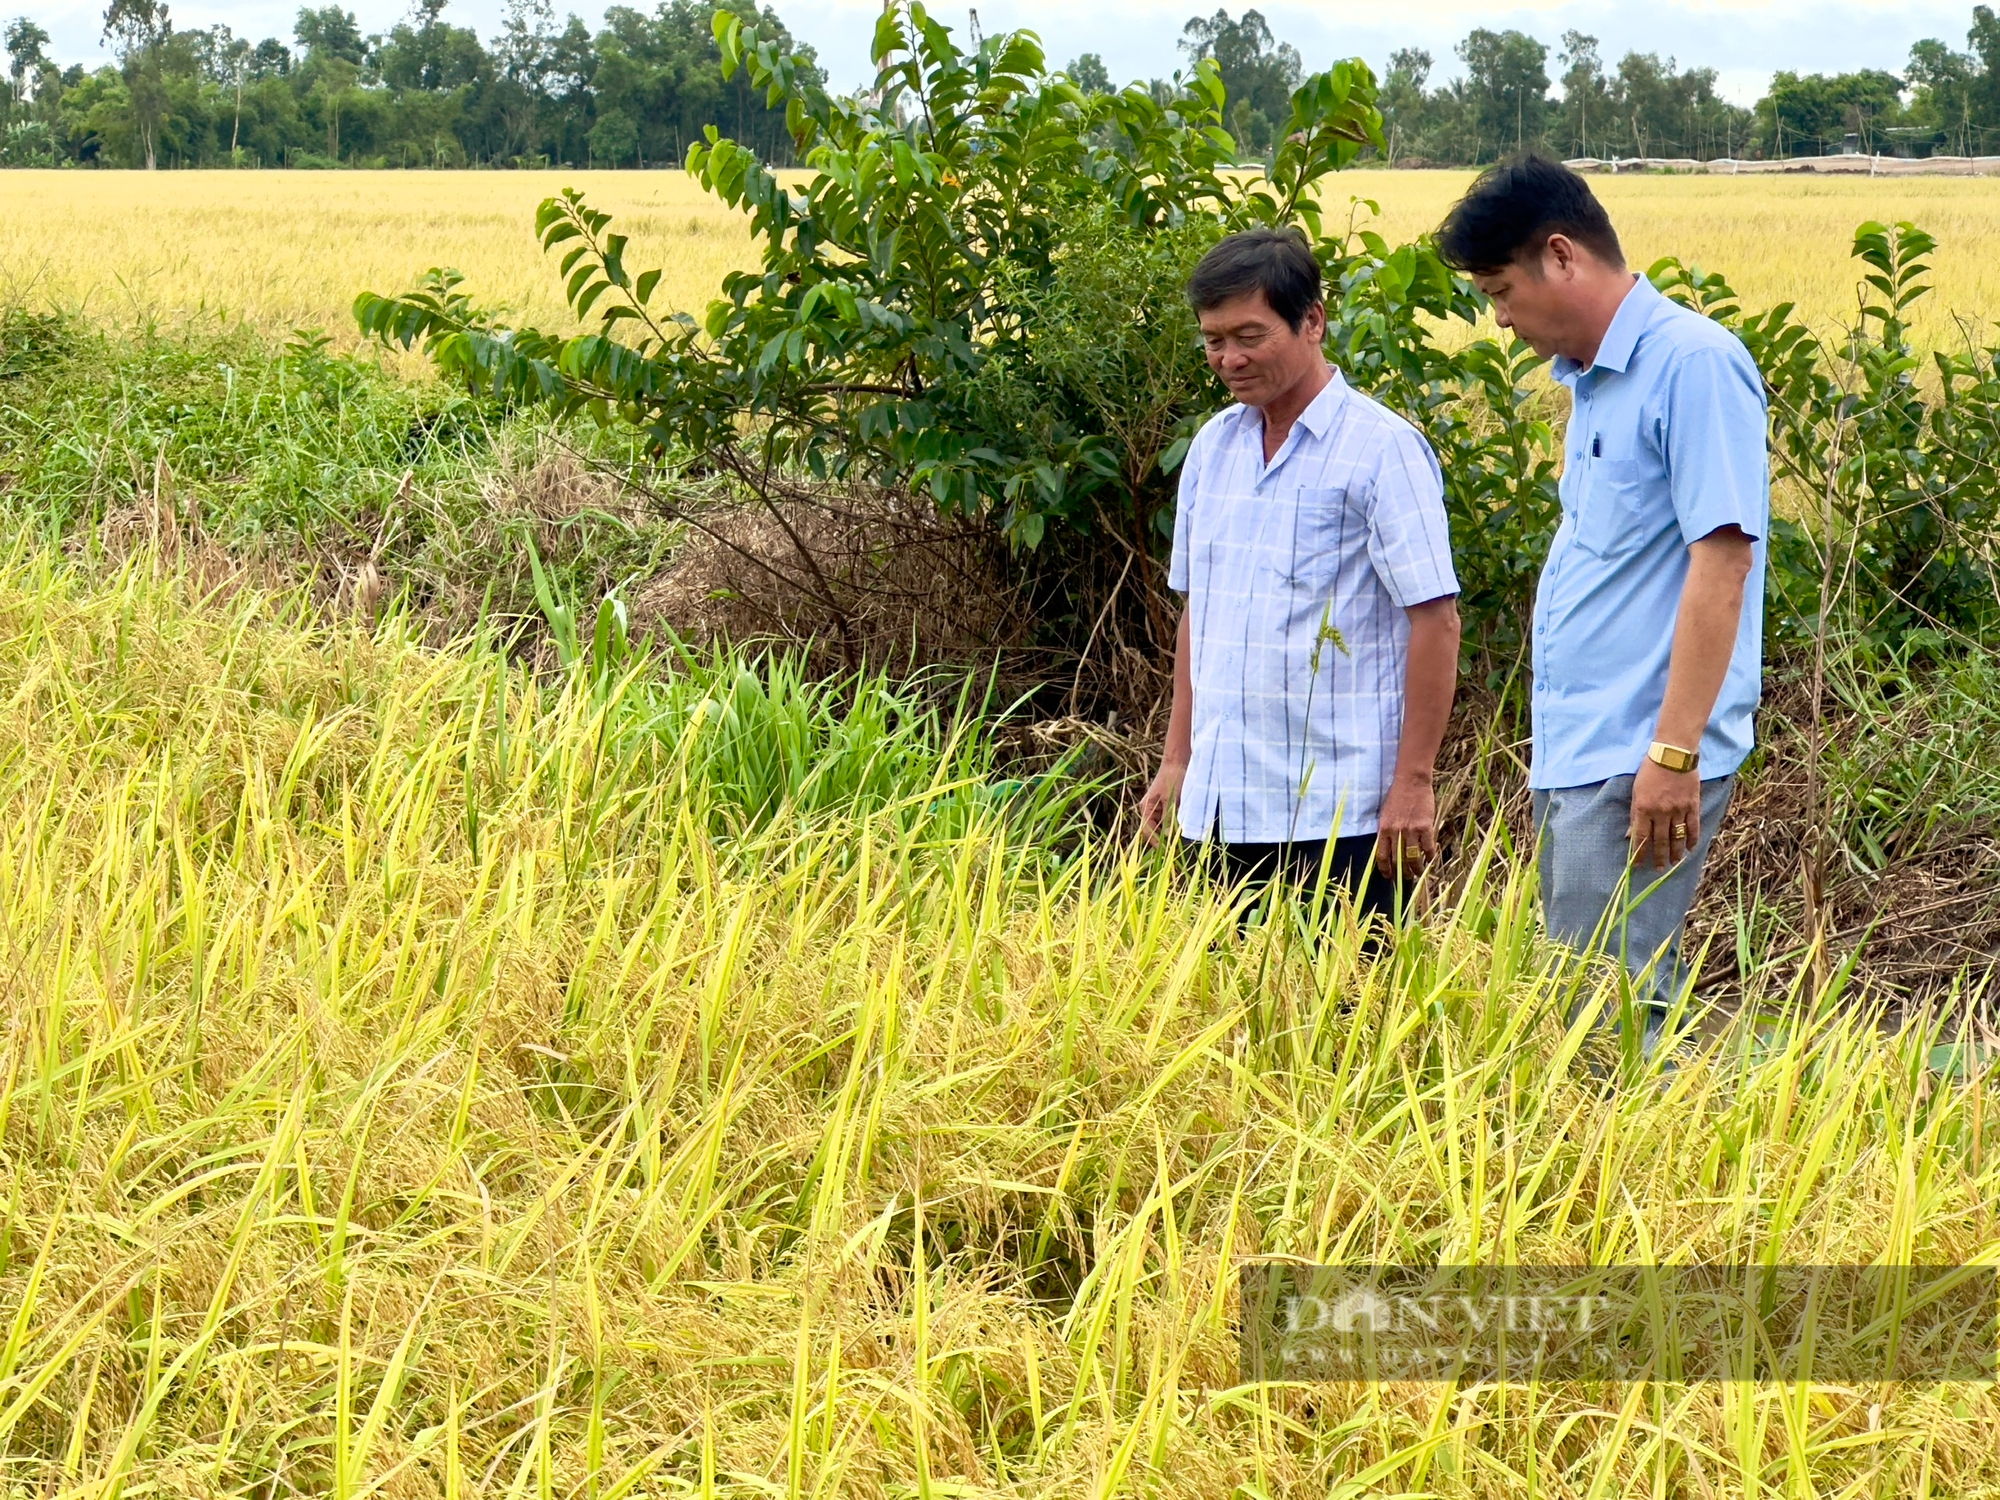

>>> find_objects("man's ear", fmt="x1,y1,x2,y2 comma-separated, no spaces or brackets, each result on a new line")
1303,301,1328,339
1544,234,1579,279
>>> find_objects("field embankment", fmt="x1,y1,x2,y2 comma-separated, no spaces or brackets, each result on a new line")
0,554,1995,1493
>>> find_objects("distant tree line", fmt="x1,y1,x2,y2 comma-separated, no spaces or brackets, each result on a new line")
0,0,817,168
5,0,2000,168
1067,4,2000,165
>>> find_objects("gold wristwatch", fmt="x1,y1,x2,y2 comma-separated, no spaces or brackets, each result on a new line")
1647,741,1699,773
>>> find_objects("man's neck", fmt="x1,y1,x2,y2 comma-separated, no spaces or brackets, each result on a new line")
1570,271,1640,370
1254,359,1333,463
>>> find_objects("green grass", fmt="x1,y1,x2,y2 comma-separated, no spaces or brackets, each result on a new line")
0,307,676,641
0,551,1994,1496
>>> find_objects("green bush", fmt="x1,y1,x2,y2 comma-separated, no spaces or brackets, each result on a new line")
0,120,60,166
355,0,1385,664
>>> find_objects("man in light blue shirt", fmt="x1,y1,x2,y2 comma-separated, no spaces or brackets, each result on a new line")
1439,158,1767,1050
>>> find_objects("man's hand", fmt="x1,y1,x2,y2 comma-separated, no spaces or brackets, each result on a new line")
1378,596,1457,882
1629,526,1749,871
1137,758,1187,846
1374,774,1439,878
1629,758,1701,869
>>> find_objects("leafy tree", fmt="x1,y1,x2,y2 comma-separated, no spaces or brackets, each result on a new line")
248,37,291,78
489,0,559,158
1456,27,1549,161
293,5,365,69
1178,8,1300,154
1906,37,1979,153
101,0,171,166
378,0,486,92
1552,31,1609,157
61,62,137,161
1377,47,1431,162
587,101,635,161
185,22,252,156
1065,51,1109,94
1616,50,1678,156
1614,53,1743,159
4,15,49,114
1969,3,2000,133
588,1,817,166
289,5,362,160
1755,68,1905,156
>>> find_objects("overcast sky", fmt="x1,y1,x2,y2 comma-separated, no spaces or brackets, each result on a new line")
27,0,1979,106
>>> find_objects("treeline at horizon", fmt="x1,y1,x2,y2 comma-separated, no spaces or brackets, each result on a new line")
4,0,2000,170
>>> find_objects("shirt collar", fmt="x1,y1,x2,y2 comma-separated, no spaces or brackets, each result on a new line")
1286,364,1349,439
1552,273,1656,384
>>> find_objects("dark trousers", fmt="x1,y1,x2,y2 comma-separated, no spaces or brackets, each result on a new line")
1183,832,1400,924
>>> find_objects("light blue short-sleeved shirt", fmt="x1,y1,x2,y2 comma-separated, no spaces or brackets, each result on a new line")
1169,369,1459,842
1531,275,1770,791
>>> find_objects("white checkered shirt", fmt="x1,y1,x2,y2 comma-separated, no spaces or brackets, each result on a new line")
1168,369,1458,843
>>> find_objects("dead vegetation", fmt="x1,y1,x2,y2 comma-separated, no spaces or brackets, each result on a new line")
628,474,1032,675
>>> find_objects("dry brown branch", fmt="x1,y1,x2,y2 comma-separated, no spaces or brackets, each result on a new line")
629,480,1032,677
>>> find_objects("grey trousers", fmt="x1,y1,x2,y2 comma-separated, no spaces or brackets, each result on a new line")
1532,774,1735,1048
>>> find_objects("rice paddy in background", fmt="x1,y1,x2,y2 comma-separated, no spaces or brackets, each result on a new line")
0,169,758,340
0,551,1995,1493
1343,170,2000,353
8,169,2000,355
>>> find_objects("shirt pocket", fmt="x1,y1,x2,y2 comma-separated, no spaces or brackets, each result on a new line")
1264,486,1354,599
1573,458,1649,558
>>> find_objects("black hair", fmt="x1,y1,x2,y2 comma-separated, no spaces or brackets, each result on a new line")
1186,227,1323,331
1435,154,1624,275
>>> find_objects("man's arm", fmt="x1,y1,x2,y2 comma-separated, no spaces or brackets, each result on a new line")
1629,525,1754,868
1137,609,1192,844
1375,595,1460,876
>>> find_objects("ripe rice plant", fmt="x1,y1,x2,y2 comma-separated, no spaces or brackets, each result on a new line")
0,548,1994,1495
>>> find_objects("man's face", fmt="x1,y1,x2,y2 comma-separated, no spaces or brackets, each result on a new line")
1470,243,1570,359
1198,290,1327,408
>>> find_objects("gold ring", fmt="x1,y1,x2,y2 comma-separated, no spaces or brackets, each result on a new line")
1671,823,1688,840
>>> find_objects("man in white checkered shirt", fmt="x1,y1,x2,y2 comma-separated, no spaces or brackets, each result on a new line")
1138,228,1462,916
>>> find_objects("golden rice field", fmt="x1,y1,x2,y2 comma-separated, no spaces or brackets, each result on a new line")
6,165,2000,1496
0,550,1996,1495
8,169,2000,352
